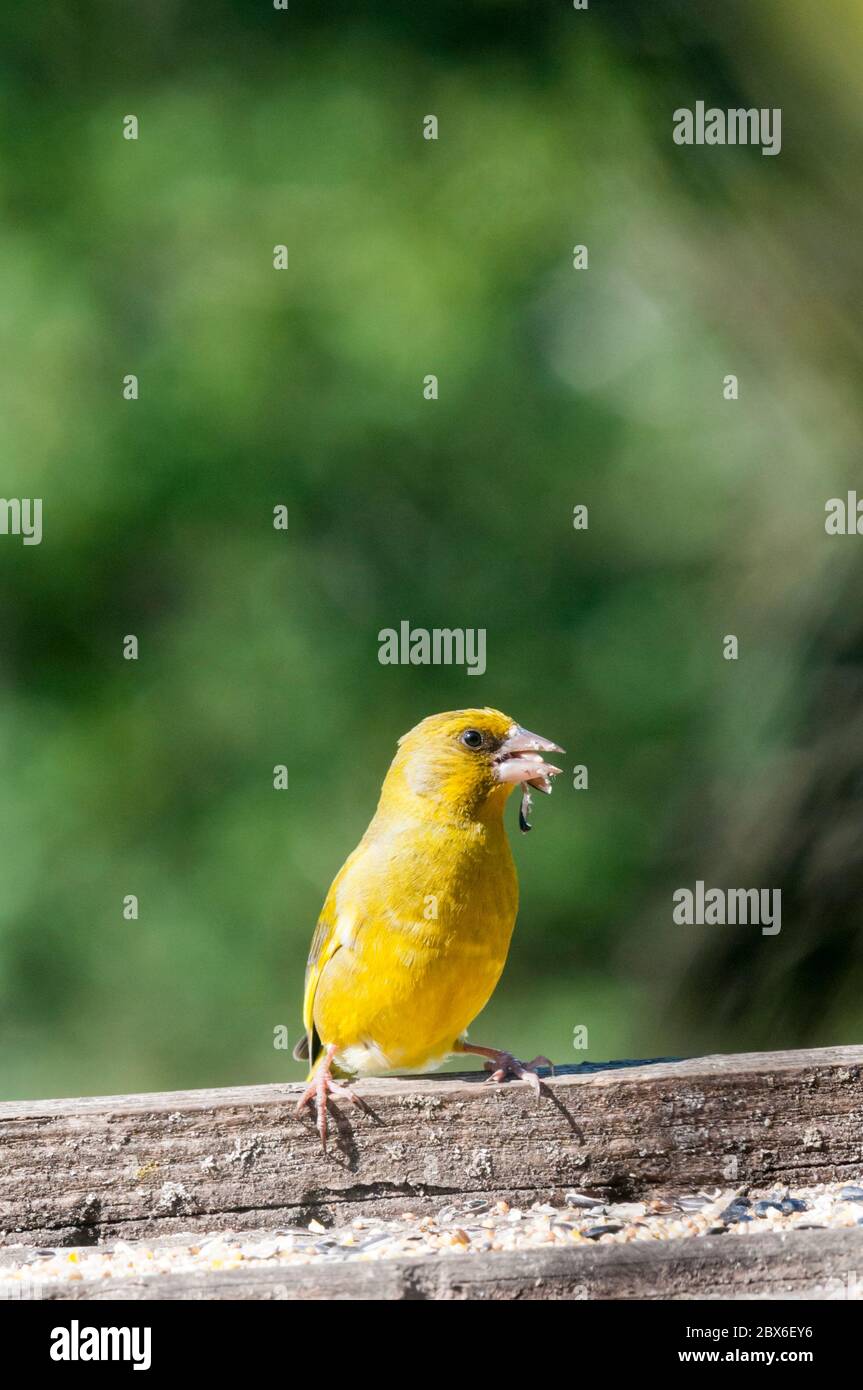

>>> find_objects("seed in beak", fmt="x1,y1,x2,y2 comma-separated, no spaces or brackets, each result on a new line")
492,725,564,832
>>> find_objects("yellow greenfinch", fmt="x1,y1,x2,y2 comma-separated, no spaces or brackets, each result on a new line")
295,708,564,1146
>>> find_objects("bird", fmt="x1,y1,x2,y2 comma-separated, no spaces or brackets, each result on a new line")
294,707,564,1148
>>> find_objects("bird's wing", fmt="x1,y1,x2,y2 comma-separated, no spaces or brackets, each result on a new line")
299,908,339,1069
299,851,363,1069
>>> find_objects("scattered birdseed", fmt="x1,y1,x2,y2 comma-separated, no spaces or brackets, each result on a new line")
753,1199,784,1216
718,1197,752,1224
674,1195,711,1213
2,1181,861,1291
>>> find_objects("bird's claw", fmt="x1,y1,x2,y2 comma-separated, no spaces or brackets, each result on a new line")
295,1049,357,1151
483,1052,554,1097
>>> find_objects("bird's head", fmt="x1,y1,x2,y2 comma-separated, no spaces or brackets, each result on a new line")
381,708,564,825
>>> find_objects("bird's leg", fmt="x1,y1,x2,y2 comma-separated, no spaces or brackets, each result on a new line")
295,1043,358,1151
454,1041,554,1098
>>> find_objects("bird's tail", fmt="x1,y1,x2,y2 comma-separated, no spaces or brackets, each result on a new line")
293,1023,324,1069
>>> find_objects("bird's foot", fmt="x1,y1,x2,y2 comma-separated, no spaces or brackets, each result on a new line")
295,1044,358,1151
483,1052,554,1097
456,1042,554,1098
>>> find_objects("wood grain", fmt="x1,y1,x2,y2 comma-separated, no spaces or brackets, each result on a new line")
1,1047,861,1248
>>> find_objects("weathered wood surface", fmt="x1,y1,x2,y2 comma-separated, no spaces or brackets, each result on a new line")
1,1047,862,1248
4,1229,863,1302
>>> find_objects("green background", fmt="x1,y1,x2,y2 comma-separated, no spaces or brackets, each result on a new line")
2,0,862,1101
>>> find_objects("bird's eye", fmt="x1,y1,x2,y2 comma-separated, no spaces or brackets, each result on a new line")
461,729,484,750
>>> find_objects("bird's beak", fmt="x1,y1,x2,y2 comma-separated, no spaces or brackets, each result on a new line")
493,725,565,795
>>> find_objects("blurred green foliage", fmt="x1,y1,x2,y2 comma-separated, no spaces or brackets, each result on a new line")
1,1,862,1100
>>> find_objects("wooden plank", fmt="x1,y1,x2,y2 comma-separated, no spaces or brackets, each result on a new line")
1,1046,862,1248
8,1229,863,1302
